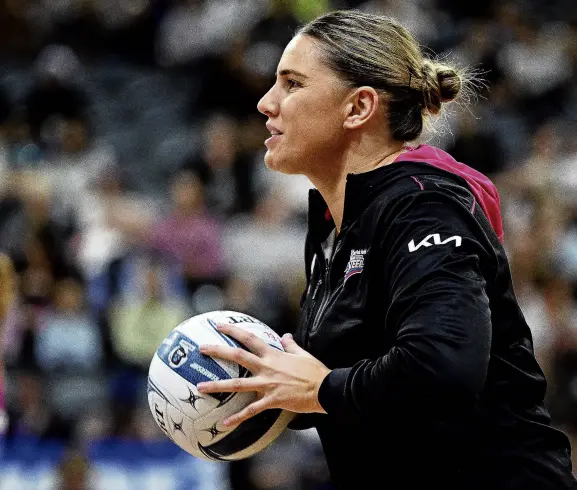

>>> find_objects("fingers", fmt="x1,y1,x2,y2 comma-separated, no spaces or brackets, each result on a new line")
223,398,269,427
197,377,261,394
215,324,270,357
280,333,310,356
200,344,260,372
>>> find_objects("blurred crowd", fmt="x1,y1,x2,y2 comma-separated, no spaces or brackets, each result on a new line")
0,0,577,488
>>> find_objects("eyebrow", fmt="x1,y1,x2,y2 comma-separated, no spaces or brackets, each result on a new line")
276,68,309,79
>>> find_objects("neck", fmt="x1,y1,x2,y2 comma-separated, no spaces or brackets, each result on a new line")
306,142,406,232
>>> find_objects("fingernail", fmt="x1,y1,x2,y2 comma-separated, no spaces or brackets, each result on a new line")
222,418,231,426
197,383,206,391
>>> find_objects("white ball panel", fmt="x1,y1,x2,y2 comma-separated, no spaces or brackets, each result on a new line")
224,409,296,461
147,391,172,442
148,391,214,461
149,354,219,419
163,402,198,455
178,310,284,351
193,391,257,447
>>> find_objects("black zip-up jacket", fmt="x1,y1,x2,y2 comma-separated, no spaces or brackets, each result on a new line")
292,145,576,490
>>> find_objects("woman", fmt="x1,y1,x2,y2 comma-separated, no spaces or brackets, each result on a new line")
197,10,576,489
0,253,15,437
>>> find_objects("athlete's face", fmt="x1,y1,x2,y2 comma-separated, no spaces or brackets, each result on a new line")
257,34,351,174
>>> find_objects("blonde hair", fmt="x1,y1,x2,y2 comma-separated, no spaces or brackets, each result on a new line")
299,10,469,141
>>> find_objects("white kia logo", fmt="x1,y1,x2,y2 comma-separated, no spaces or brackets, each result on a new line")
408,233,462,252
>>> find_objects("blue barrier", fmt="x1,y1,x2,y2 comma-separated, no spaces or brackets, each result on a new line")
0,437,230,490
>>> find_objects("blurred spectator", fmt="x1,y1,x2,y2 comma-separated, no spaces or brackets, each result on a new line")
74,165,159,314
551,133,577,203
186,41,274,123
147,168,226,298
545,278,577,436
435,0,497,21
249,0,301,49
360,0,450,46
223,188,306,285
35,277,103,373
24,44,88,144
222,188,305,334
496,18,572,128
0,1,42,56
0,84,13,132
18,171,75,278
3,298,43,373
155,0,266,68
480,80,531,166
0,253,16,436
0,175,34,267
450,19,504,87
223,274,297,337
108,254,190,371
246,429,331,490
186,112,257,216
497,121,565,205
7,116,44,169
446,108,505,176
54,449,94,490
90,0,159,65
6,369,72,442
41,118,117,233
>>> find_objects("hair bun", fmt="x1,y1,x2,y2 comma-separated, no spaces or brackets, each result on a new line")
421,60,462,115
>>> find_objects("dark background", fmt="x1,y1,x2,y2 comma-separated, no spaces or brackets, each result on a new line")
0,0,576,488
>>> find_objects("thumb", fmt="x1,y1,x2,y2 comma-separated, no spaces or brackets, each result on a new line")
281,333,309,355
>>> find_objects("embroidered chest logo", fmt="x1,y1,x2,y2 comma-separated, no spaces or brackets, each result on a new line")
344,249,367,282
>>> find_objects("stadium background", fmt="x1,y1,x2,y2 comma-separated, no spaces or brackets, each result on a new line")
0,0,576,488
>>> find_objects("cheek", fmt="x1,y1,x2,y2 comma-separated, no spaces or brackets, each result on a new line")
266,93,344,173
286,99,341,151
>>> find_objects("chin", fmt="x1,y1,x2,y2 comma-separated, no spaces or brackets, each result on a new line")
263,151,274,169
264,151,300,175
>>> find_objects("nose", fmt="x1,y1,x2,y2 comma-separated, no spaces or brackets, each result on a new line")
257,85,278,117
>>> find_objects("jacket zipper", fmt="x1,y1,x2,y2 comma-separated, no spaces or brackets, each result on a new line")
304,261,323,349
306,236,344,347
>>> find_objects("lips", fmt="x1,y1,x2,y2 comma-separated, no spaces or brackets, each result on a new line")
265,134,282,147
266,122,283,136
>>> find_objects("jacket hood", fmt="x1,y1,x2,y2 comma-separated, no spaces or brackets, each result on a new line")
395,145,504,242
309,144,504,244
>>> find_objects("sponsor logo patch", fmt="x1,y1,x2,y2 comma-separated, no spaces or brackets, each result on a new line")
344,249,367,282
408,233,462,252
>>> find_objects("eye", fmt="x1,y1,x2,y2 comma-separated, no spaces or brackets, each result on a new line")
286,79,300,90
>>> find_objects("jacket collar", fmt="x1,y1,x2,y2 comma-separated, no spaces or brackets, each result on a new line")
307,164,395,242
307,188,334,245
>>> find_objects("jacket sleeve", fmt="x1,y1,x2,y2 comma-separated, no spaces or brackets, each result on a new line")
317,190,493,424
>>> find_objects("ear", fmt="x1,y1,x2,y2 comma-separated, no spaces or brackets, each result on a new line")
343,86,381,130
